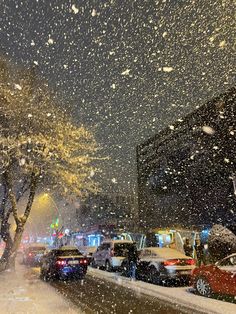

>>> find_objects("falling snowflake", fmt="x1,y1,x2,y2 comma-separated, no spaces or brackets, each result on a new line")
202,126,215,135
162,66,174,73
111,178,117,184
19,158,26,166
14,84,22,90
121,69,131,76
91,9,97,17
71,4,79,14
162,31,168,38
90,170,95,177
219,40,226,48
47,37,54,45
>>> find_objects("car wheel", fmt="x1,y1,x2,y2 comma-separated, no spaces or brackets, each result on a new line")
105,260,112,272
195,277,212,297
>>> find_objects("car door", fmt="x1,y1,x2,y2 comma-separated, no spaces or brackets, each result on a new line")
215,255,236,295
100,243,111,266
93,245,103,266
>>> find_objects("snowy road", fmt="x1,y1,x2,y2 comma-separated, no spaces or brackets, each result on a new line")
30,266,236,314
51,274,187,314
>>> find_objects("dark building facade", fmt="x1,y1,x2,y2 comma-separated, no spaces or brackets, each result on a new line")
137,88,236,229
76,192,136,230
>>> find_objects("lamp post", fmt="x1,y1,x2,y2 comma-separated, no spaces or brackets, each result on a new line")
40,193,63,247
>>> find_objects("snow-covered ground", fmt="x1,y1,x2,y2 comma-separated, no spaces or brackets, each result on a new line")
88,267,236,314
0,263,83,314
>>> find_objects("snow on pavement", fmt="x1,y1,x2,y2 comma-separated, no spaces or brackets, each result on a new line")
0,263,82,314
88,267,236,314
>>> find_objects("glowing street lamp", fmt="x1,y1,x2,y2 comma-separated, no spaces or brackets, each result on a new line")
38,192,62,229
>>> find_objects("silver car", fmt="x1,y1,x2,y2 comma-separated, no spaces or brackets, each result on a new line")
137,247,196,284
91,240,135,271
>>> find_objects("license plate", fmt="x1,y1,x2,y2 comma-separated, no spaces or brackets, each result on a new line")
179,271,190,275
68,260,79,265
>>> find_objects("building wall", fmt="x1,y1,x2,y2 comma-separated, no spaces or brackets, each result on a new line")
137,88,236,229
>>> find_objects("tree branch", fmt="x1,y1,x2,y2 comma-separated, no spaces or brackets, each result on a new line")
22,171,38,222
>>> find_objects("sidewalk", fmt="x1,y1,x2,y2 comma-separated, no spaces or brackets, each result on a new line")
88,267,236,314
0,263,82,314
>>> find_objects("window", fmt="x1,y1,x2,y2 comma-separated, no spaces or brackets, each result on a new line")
56,249,81,256
218,255,236,267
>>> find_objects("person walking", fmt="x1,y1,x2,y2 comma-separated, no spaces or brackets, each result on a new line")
127,245,139,280
194,239,205,266
183,238,193,257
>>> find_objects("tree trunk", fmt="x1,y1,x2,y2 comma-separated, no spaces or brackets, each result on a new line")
0,230,13,271
0,170,38,272
9,224,25,269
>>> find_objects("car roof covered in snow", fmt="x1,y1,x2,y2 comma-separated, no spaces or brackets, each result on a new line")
26,243,47,248
103,239,134,243
140,247,190,259
57,246,79,251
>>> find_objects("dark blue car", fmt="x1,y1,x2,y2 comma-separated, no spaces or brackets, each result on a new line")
40,246,88,281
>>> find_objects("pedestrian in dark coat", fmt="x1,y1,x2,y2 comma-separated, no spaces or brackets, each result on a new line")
127,245,138,280
183,238,193,257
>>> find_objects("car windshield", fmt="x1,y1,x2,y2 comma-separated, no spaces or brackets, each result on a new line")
55,250,82,256
29,247,46,253
114,243,135,256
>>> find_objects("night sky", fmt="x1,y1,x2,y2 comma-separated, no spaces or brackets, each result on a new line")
1,0,235,194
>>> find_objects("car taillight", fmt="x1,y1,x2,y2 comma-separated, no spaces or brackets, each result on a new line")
163,259,180,266
56,260,67,266
79,259,88,264
186,259,196,265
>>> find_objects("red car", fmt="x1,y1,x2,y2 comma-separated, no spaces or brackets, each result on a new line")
191,253,236,297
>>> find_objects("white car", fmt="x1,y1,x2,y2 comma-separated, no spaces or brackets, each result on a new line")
137,247,196,284
91,240,135,271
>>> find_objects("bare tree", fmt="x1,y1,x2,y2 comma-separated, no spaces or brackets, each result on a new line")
0,58,100,270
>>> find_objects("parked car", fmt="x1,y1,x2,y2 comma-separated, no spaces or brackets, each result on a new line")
22,243,47,266
78,246,97,265
136,247,196,284
40,246,88,281
191,253,236,297
91,240,136,271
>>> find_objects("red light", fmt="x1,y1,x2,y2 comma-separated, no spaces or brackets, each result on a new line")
79,259,88,264
186,259,196,265
56,260,67,266
163,259,180,266
28,253,33,257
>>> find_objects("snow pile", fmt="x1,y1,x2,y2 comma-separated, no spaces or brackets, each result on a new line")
0,264,82,314
208,224,236,261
